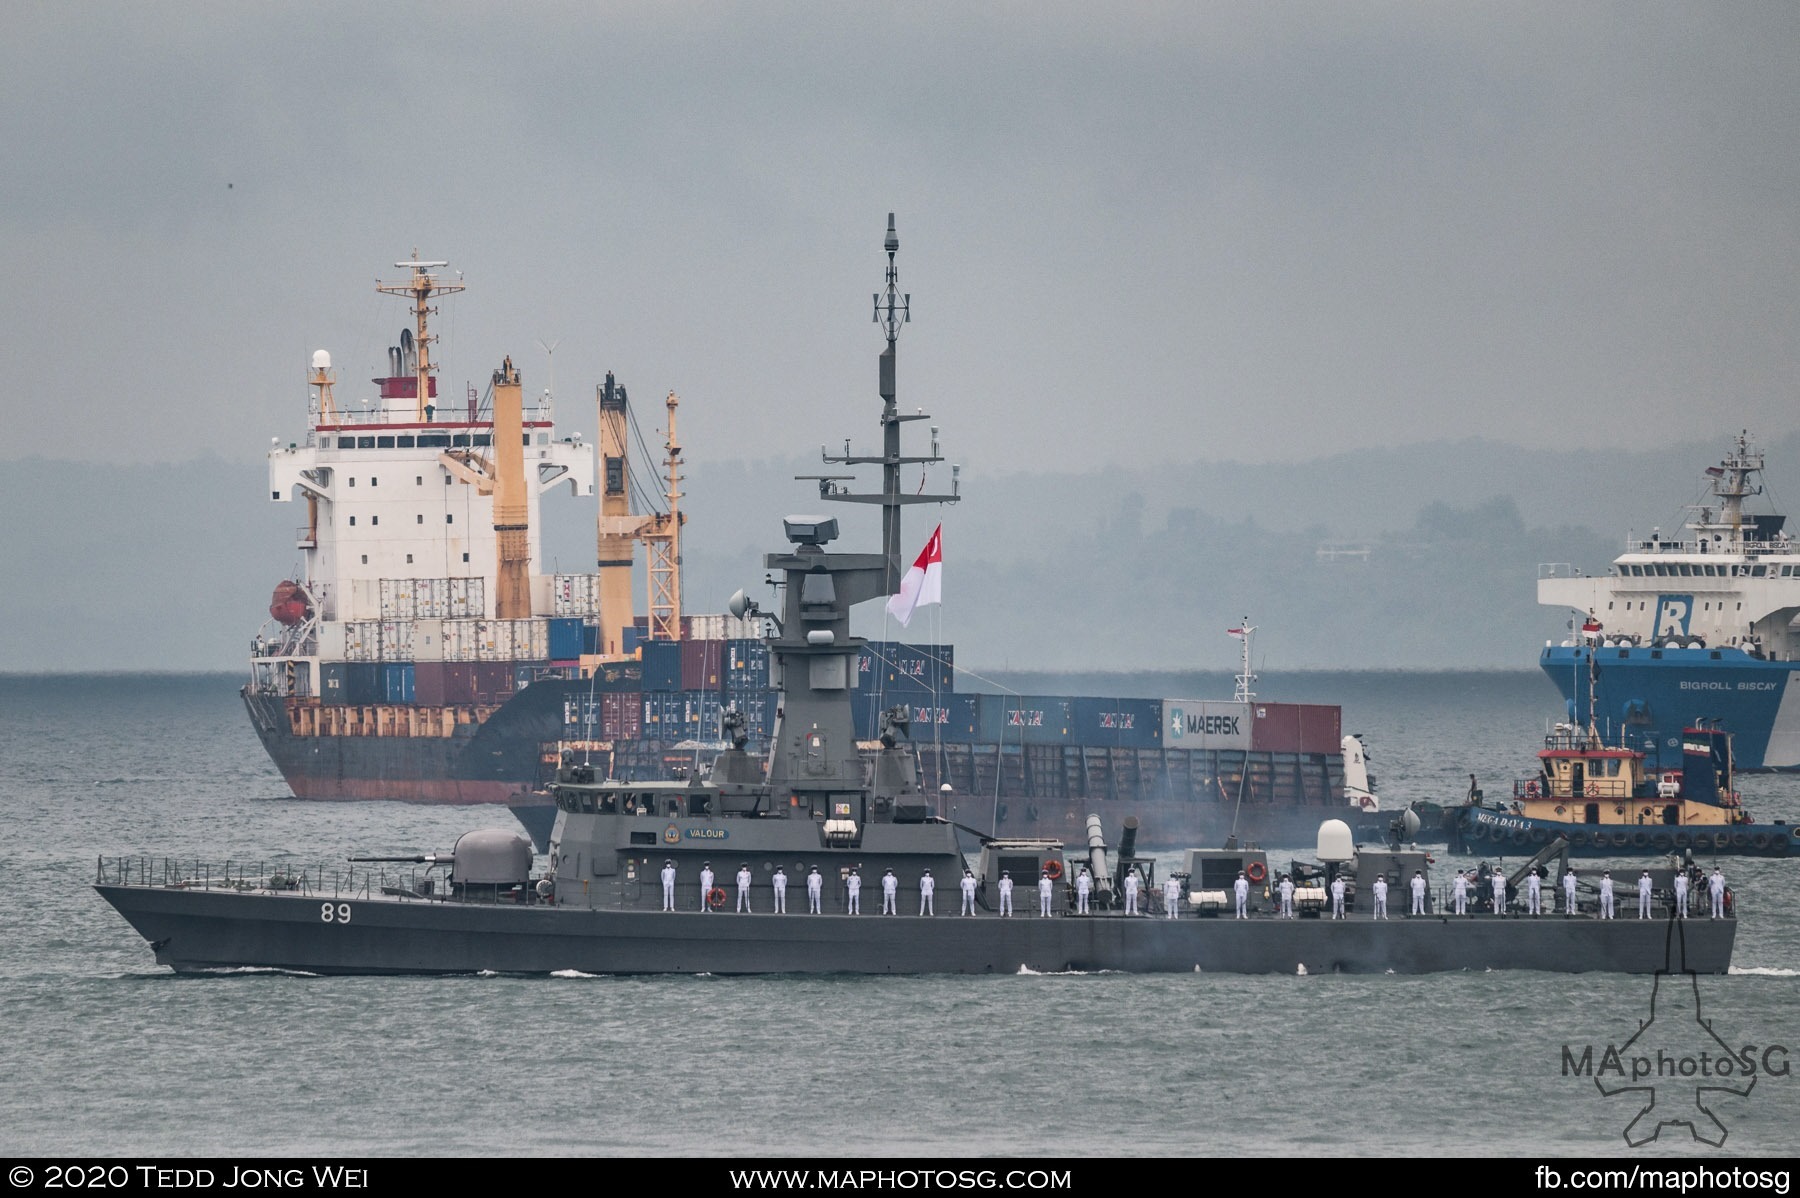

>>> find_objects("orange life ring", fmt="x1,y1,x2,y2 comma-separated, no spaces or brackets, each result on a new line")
1358,796,1375,810
707,887,727,909
1043,859,1064,881
1525,780,1541,798
1246,861,1267,884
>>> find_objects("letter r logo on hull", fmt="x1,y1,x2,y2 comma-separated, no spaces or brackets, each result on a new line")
1655,595,1694,638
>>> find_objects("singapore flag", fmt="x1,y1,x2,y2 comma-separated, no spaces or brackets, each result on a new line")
886,524,943,627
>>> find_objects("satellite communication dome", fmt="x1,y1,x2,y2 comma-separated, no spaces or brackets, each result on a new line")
311,349,332,370
1316,819,1355,863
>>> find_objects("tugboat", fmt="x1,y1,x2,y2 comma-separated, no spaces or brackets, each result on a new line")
1445,642,1796,859
94,217,1737,976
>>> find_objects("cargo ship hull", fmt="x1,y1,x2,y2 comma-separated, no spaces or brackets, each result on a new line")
1542,644,1800,770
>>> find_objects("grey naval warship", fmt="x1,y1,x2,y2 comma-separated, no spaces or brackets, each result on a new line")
96,217,1737,977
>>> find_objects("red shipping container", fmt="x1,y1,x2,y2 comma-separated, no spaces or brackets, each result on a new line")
1250,702,1342,754
680,639,725,691
414,661,450,706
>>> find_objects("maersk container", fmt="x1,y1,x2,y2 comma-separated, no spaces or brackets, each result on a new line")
1070,696,1162,750
680,640,725,691
1249,702,1343,755
1160,700,1253,752
382,662,415,703
974,694,1073,745
641,641,682,691
548,617,585,662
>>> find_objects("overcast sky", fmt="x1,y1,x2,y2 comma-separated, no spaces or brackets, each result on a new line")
4,3,1798,477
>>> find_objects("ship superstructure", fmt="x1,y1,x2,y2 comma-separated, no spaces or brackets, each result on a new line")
1539,432,1800,768
246,258,596,800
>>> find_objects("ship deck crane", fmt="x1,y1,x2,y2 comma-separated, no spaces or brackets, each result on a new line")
594,374,684,656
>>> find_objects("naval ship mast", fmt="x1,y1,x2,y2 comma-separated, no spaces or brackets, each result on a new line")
729,215,960,813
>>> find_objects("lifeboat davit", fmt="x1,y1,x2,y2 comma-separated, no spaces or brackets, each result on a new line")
269,580,311,627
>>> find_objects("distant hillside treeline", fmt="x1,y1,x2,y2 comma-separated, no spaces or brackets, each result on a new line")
7,429,1793,672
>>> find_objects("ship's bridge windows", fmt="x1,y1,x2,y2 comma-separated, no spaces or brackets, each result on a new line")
1753,565,1768,576
453,434,471,447
397,436,416,449
376,436,395,449
419,434,450,448
473,433,491,447
357,436,375,449
336,436,353,449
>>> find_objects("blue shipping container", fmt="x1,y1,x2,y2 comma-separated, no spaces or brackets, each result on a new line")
857,641,955,694
382,663,416,703
320,662,349,703
725,638,771,690
974,693,1073,745
1070,696,1162,749
548,617,585,661
346,663,383,705
641,640,682,691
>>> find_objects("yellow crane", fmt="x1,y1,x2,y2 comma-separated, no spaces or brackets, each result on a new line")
593,374,684,657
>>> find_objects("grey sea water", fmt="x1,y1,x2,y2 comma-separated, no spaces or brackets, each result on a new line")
2,672,1797,1158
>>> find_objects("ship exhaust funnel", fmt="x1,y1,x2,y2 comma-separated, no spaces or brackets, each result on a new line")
492,357,531,619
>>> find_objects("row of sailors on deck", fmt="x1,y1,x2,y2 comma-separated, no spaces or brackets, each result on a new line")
1260,865,1729,919
655,861,1184,916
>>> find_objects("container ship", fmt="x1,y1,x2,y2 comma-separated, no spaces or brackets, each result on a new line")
245,253,1386,850
1538,431,1800,769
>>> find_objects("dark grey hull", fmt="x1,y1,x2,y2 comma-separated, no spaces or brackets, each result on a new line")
95,885,1733,976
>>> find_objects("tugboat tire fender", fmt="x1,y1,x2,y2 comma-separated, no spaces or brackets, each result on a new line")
1611,830,1631,848
1673,831,1690,850
1751,832,1771,850
1529,827,1550,845
1774,835,1791,856
1510,828,1529,847
1631,831,1650,849
1569,831,1588,848
1731,831,1751,849
1652,833,1673,851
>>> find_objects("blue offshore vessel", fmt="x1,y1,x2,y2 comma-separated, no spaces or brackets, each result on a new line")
1539,433,1800,769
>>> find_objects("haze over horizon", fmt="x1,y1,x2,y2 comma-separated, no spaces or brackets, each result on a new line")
5,5,1798,673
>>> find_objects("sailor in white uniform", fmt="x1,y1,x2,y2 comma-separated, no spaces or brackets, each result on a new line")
1637,870,1653,919
846,868,862,914
881,868,899,915
960,869,977,916
736,864,754,913
1709,867,1726,918
1329,874,1346,919
1040,871,1056,917
1233,872,1250,919
1672,870,1689,918
807,866,823,914
1409,871,1427,915
1163,874,1180,919
1452,871,1469,915
1599,870,1614,919
660,860,676,912
1075,867,1092,914
1371,876,1388,919
1525,869,1542,916
771,866,788,914
1124,870,1141,915
699,862,715,914
1278,874,1295,919
1491,870,1507,916
998,871,1014,917
1562,868,1578,915
919,868,935,916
